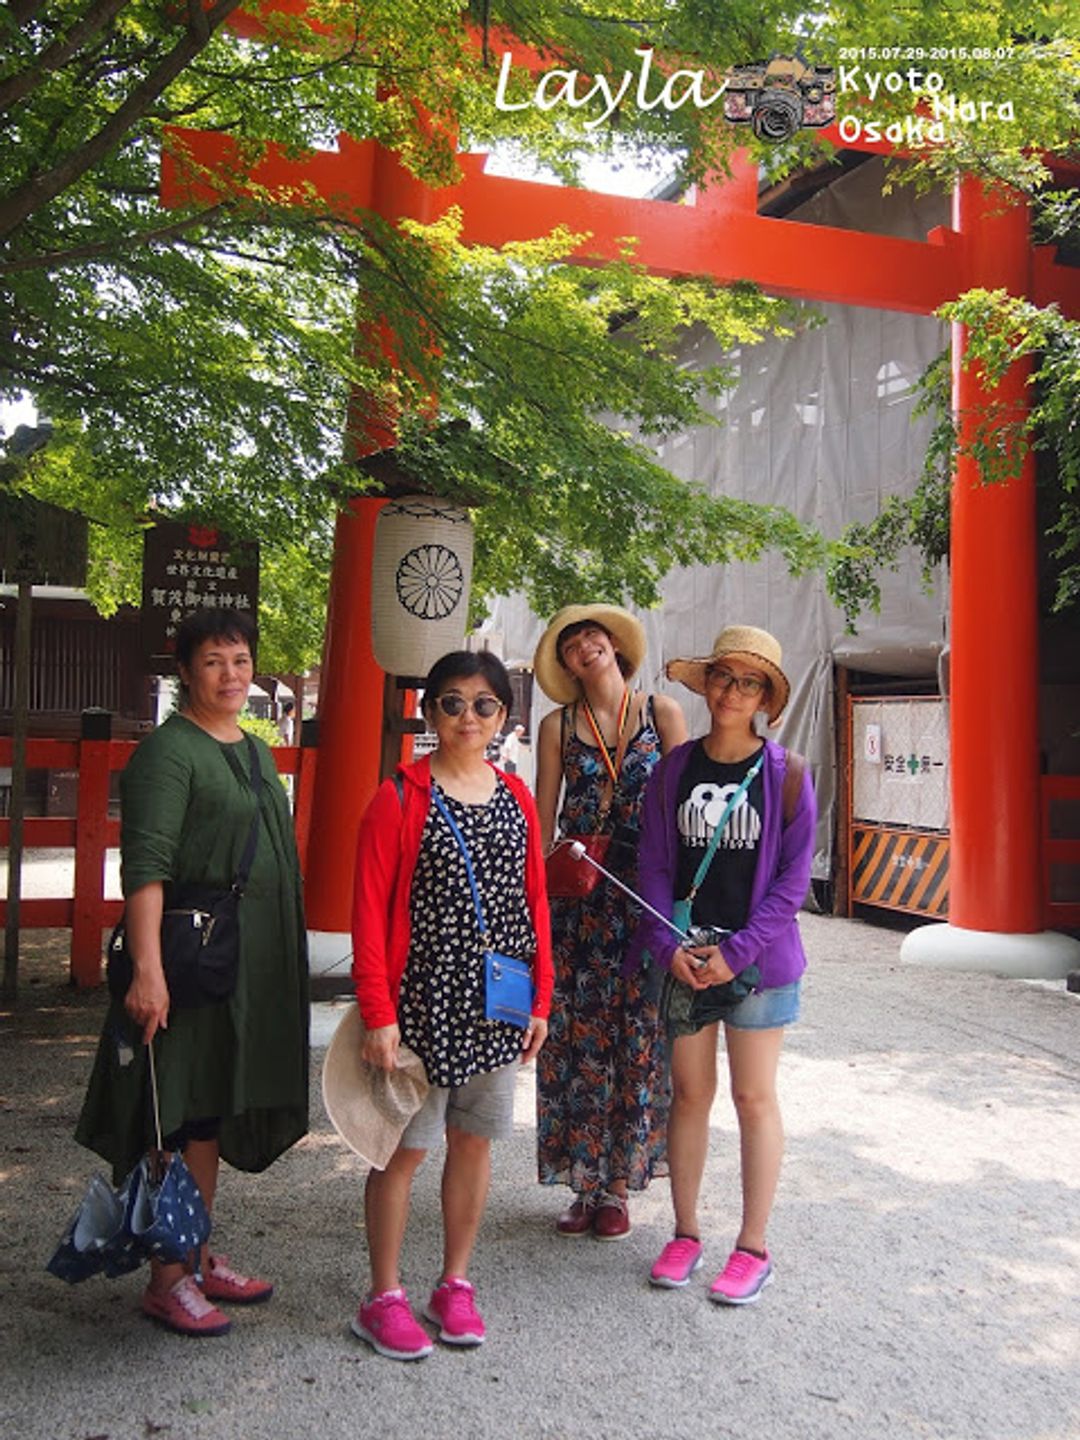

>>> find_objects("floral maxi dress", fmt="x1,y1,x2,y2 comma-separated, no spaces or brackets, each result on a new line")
537,701,669,1195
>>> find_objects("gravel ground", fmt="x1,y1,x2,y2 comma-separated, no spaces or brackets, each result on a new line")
2,913,1078,1440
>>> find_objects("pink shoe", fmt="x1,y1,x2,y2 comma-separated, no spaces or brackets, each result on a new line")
423,1277,486,1346
708,1248,774,1305
199,1254,273,1305
141,1275,231,1337
352,1289,433,1361
649,1237,703,1288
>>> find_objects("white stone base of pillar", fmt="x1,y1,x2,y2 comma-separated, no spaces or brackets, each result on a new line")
901,922,1080,979
307,930,353,978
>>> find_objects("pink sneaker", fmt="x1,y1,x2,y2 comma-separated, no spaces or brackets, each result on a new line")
708,1248,773,1305
141,1275,231,1337
649,1237,703,1289
423,1276,486,1346
199,1253,274,1305
352,1288,434,1360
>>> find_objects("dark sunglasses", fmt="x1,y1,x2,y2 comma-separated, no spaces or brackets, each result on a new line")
435,693,504,719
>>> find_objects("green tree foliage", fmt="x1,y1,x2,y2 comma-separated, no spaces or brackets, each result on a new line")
2,1,1077,657
940,289,1080,612
1,0,820,666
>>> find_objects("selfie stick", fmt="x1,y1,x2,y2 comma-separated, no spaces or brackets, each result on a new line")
561,840,693,946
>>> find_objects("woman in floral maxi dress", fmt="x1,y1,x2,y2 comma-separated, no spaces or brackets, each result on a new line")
534,604,686,1239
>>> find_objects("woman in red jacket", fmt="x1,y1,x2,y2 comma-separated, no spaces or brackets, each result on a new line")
350,650,552,1362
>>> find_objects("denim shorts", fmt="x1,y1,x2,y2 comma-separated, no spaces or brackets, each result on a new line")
400,1060,518,1149
725,979,802,1032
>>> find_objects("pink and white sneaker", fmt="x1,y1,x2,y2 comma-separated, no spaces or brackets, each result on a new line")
199,1253,273,1305
141,1275,231,1337
649,1237,703,1289
708,1248,774,1305
352,1288,434,1360
423,1276,486,1346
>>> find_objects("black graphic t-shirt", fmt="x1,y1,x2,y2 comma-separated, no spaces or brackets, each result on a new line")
674,742,764,934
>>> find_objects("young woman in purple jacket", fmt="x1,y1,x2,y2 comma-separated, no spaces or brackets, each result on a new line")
627,626,816,1305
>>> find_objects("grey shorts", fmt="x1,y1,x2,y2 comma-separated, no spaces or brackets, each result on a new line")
399,1060,518,1150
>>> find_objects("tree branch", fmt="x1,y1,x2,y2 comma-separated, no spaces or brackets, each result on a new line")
8,0,49,25
0,0,134,116
0,204,230,274
0,0,243,244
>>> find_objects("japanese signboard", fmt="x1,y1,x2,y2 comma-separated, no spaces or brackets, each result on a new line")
851,697,949,832
0,492,88,586
141,521,259,672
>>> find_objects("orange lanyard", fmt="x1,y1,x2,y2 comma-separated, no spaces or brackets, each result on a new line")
582,690,631,790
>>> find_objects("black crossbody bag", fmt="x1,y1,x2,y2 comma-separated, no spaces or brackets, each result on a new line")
107,734,263,1009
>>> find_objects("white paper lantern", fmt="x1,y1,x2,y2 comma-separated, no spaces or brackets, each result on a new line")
370,495,474,675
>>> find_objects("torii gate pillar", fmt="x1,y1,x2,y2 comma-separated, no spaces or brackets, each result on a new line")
303,136,448,945
304,495,385,940
903,178,1080,977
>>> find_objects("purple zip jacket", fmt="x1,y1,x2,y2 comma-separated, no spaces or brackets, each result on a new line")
624,737,816,989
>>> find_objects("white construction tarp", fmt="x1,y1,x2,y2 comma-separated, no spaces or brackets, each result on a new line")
487,160,951,884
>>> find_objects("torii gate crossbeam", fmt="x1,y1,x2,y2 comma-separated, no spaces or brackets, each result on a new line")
161,106,1080,976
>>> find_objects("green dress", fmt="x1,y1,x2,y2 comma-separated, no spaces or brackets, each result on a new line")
76,713,310,1182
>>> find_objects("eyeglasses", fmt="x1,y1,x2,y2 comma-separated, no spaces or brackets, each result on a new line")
435,693,504,719
706,666,766,697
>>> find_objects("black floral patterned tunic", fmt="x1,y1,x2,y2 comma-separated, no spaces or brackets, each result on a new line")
399,779,535,1088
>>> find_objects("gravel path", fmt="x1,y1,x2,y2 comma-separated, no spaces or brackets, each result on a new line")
2,913,1078,1440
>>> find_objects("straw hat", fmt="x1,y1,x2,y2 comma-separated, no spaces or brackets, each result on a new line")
666,625,791,725
533,604,647,705
321,1005,429,1170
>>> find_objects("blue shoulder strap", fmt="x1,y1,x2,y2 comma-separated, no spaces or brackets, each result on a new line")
685,749,765,903
430,786,489,946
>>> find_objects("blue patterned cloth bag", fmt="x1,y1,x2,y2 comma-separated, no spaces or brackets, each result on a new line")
123,1150,211,1263
46,1174,143,1284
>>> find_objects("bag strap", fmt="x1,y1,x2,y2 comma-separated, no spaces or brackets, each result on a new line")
147,1037,164,1152
221,733,264,896
581,689,632,790
584,690,638,833
559,704,572,768
430,787,490,948
684,749,765,904
144,1035,168,1179
781,749,806,827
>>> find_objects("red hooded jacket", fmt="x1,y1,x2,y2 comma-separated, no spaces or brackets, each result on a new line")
351,755,553,1031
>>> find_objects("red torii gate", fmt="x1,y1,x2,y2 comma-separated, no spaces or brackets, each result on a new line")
163,75,1080,974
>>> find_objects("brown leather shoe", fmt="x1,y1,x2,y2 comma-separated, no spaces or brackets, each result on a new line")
593,1192,631,1241
555,1193,598,1236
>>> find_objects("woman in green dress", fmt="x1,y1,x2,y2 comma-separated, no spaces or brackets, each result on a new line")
76,607,309,1337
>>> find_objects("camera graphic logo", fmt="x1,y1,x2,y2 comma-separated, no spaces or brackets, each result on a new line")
723,54,836,142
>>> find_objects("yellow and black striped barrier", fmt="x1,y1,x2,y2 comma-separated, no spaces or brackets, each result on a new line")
850,825,949,918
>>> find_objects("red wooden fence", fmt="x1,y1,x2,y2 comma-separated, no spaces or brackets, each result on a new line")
0,735,318,987
3,736,1075,988
1041,774,1080,931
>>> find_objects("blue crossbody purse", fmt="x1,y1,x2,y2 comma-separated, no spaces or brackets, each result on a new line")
430,788,535,1029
